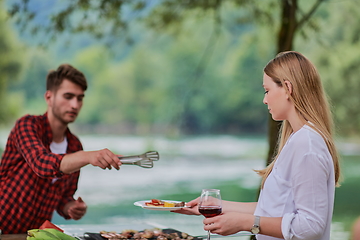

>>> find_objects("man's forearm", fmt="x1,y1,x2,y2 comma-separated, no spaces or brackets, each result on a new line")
60,151,89,174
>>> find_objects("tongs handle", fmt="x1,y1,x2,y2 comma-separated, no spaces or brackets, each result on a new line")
118,155,141,160
120,159,138,164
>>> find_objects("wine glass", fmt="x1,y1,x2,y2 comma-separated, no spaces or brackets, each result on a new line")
198,189,222,240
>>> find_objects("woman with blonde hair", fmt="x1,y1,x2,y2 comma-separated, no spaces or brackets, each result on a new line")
175,51,340,240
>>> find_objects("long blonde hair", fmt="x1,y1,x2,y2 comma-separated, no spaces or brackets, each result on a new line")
256,51,340,187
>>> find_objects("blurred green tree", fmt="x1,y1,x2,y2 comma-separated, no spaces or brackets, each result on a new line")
298,2,360,137
5,0,332,164
0,0,24,124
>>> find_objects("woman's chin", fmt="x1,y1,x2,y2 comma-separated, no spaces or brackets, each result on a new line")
271,116,283,121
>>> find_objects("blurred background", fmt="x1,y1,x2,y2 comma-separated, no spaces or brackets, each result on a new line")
0,0,360,239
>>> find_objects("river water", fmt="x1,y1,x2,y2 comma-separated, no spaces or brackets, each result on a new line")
58,134,356,239
58,134,269,239
1,132,358,239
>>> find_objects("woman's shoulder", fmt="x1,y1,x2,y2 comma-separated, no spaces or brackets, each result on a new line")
287,126,331,163
292,124,323,141
282,126,332,171
288,125,327,151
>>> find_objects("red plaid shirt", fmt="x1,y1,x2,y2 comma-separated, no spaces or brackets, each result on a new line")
0,113,83,234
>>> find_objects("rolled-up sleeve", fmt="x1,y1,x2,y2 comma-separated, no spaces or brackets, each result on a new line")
281,153,331,240
56,171,80,218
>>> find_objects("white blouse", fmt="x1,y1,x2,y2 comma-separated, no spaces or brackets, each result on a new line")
254,125,335,240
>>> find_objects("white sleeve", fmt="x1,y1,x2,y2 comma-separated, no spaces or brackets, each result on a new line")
281,153,331,240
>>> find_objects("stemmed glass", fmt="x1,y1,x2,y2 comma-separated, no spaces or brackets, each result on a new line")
198,189,222,240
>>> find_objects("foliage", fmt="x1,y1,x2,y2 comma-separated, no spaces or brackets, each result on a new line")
67,19,271,135
4,0,360,138
6,1,275,136
0,0,24,124
297,1,360,137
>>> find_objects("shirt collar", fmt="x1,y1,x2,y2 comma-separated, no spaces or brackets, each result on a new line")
43,112,73,147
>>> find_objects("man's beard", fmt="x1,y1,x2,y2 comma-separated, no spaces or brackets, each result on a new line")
51,106,75,125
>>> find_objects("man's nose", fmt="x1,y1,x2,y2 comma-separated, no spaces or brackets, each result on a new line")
71,98,81,109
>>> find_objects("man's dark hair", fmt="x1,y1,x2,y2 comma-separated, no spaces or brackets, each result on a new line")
46,64,87,91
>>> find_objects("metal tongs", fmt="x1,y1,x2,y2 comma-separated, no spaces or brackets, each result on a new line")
118,151,159,168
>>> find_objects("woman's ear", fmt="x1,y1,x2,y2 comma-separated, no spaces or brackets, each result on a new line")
284,80,293,95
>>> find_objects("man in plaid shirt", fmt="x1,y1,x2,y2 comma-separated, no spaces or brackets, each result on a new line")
0,64,122,233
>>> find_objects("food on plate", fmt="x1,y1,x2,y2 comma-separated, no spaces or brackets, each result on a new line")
145,199,185,207
164,202,175,207
100,228,195,240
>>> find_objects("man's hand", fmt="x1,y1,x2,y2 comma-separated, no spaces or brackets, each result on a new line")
88,148,122,170
64,197,87,220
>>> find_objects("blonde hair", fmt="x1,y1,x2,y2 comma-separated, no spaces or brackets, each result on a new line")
256,51,340,187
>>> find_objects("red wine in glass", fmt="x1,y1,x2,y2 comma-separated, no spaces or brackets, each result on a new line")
199,189,222,240
199,206,222,218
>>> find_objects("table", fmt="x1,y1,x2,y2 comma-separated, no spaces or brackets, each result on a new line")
59,223,253,239
1,234,27,240
0,223,253,240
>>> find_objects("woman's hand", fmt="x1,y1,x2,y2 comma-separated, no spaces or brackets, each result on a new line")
172,197,201,215
203,212,253,236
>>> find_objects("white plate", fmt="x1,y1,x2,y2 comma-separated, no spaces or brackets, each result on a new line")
134,200,188,211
